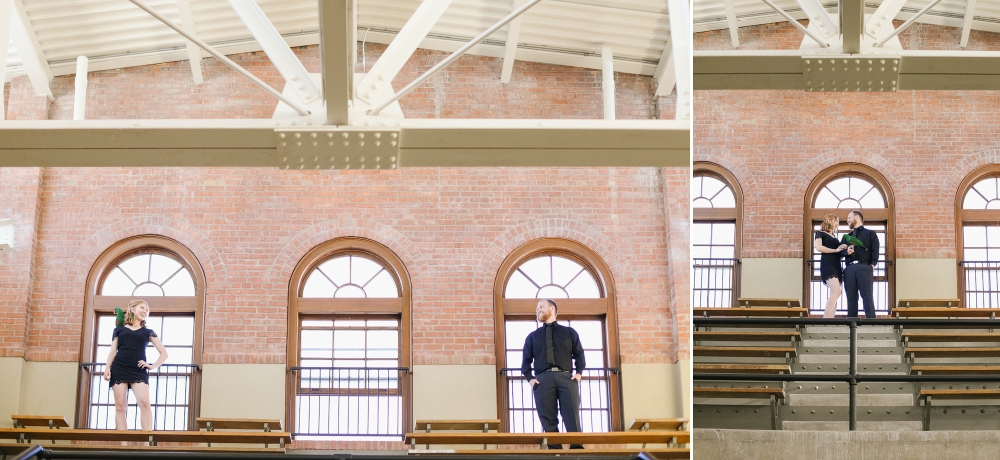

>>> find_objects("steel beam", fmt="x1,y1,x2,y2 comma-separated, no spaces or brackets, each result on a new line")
10,0,52,101
354,0,453,105
654,40,674,97
866,0,907,41
0,119,688,168
794,0,838,38
667,0,690,119
176,0,203,84
0,0,12,120
319,0,353,126
500,0,528,83
723,0,740,47
841,0,864,54
961,0,978,47
228,0,320,104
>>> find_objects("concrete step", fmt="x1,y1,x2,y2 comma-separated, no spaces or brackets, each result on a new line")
788,393,914,406
782,421,923,431
801,339,898,347
799,354,901,363
805,326,895,334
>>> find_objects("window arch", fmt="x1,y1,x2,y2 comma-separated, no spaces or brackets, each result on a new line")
79,236,205,430
804,165,895,316
286,238,411,439
493,239,621,433
692,162,743,307
956,165,1000,308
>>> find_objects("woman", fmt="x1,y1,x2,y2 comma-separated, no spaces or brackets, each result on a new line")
102,299,168,431
815,214,848,318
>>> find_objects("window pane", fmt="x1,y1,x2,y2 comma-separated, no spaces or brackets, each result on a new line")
366,330,398,359
537,285,568,298
364,271,399,298
350,257,383,287
97,316,116,345
134,283,164,297
149,255,182,285
101,268,136,296
966,226,987,248
335,285,366,298
584,350,605,368
318,257,351,286
506,321,538,348
564,275,600,298
505,271,538,298
302,330,333,355
551,257,583,287
161,270,195,296
519,257,551,286
366,320,398,327
573,321,603,350
161,317,194,346
161,347,192,364
302,319,333,327
303,271,336,298
700,176,725,202
334,320,366,327
333,330,365,358
965,187,989,209
119,255,151,284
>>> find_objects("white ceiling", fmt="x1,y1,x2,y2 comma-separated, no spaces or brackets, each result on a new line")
694,0,1000,40
4,0,671,82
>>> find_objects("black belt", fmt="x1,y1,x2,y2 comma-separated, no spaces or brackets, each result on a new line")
846,261,871,266
540,367,570,373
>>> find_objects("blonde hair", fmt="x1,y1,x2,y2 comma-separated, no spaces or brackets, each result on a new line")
125,299,148,327
820,214,840,233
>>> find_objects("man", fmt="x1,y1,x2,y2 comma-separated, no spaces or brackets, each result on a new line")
841,210,880,318
521,298,586,449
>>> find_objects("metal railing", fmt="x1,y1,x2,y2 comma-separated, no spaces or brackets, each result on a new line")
807,259,891,315
288,366,407,438
693,316,1000,431
960,261,1000,308
692,258,740,308
81,363,198,430
500,368,621,433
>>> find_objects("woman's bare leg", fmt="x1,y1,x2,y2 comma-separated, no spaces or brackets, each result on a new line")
825,278,842,318
111,383,129,430
131,382,154,432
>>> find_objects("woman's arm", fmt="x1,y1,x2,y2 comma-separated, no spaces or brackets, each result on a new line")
103,337,119,381
141,336,169,370
816,238,847,254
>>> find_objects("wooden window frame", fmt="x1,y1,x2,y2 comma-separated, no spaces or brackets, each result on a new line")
77,235,206,429
285,237,412,436
802,164,896,315
955,165,1000,302
493,238,621,431
693,162,743,306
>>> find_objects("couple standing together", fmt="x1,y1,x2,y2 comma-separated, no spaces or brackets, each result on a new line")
815,210,880,318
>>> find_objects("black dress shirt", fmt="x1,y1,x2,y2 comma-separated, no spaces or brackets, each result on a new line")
842,225,880,266
521,321,586,380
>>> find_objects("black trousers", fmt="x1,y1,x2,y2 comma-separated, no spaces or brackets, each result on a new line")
844,263,876,318
532,371,582,449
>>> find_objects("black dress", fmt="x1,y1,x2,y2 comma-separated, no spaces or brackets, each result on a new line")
110,326,158,386
815,231,844,285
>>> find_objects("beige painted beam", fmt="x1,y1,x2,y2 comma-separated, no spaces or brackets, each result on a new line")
319,0,353,126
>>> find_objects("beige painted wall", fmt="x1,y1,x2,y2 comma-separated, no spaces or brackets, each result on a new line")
679,359,690,419
200,364,286,422
621,363,684,428
0,357,25,428
412,365,497,422
896,258,958,301
19,361,79,428
741,258,804,304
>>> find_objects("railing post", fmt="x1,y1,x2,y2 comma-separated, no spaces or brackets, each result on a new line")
849,318,858,431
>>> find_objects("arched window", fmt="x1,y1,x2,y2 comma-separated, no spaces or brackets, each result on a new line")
494,239,620,433
957,166,1000,308
287,238,411,439
692,163,742,307
804,165,895,316
79,236,205,430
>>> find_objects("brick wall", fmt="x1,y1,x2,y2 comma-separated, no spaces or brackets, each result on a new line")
0,168,42,357
695,22,1000,260
1,45,682,364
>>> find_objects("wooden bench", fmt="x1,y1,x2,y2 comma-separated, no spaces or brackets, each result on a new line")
627,419,687,432
693,387,785,430
694,331,800,343
11,416,69,430
738,298,801,308
694,363,791,374
904,347,1000,360
903,332,1000,343
693,346,796,359
411,419,500,449
404,431,688,450
407,448,690,458
897,299,962,309
891,307,1000,318
197,418,281,432
0,428,290,448
0,443,285,456
919,389,1000,430
694,307,808,318
911,365,1000,374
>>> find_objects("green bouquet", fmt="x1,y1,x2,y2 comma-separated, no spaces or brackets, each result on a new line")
843,234,867,249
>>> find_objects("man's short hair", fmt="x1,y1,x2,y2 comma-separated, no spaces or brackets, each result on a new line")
850,210,864,222
540,298,558,314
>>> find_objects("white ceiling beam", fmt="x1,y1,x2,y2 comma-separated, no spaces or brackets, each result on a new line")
0,0,12,120
228,0,320,104
653,39,674,97
0,119,689,168
866,0,908,40
602,46,614,120
10,0,52,101
667,0,690,119
319,0,353,126
175,0,203,84
354,0,453,106
500,0,527,83
961,0,978,47
792,0,838,38
722,0,740,47
842,0,864,53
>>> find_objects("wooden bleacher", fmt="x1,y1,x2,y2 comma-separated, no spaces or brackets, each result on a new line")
694,307,808,318
0,428,290,447
905,347,1000,359
197,418,281,432
738,298,801,308
896,299,962,308
626,419,687,432
11,415,69,430
694,331,800,342
693,346,796,359
404,432,688,457
693,387,784,430
693,363,791,374
911,365,1000,374
413,420,500,432
920,389,1000,431
903,332,1000,343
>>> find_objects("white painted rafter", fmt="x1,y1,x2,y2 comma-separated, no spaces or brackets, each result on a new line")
723,0,740,47
961,0,978,47
793,0,838,38
10,0,52,101
176,0,203,84
228,0,319,104
866,0,908,40
654,41,674,97
667,0,689,119
319,0,354,126
500,0,527,83
0,0,12,120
